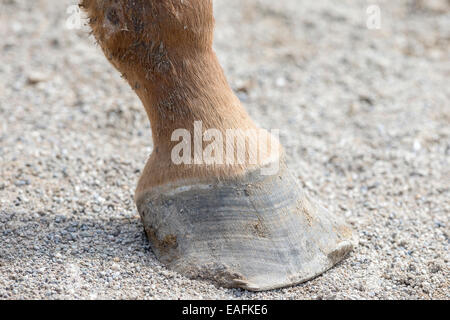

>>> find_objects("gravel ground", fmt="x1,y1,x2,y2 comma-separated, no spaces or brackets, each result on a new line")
0,0,449,300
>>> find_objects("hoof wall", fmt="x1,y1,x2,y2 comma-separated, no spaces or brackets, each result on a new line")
137,165,356,291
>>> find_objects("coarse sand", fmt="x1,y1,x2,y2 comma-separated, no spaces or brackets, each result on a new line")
0,0,448,299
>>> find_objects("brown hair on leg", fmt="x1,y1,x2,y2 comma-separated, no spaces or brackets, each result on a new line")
80,0,281,201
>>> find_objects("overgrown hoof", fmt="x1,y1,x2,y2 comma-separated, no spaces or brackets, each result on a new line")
136,163,357,291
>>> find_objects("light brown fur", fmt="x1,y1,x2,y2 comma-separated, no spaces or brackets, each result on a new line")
80,0,282,201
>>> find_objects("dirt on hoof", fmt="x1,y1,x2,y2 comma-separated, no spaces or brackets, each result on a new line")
137,163,356,291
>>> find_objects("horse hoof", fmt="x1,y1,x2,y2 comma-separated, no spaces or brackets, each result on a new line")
136,163,357,291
